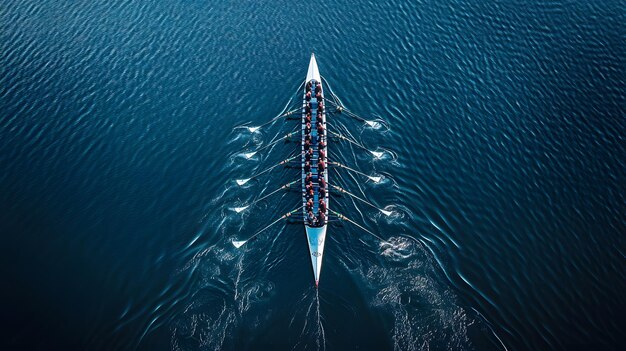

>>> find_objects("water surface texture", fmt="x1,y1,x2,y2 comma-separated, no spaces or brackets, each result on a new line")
1,0,625,350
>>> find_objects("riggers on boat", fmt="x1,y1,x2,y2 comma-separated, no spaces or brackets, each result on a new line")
301,54,328,287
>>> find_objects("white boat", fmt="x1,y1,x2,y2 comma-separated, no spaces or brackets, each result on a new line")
301,53,329,287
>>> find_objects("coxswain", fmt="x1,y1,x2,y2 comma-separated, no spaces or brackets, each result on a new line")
319,199,327,213
304,161,311,173
315,83,322,94
318,160,325,172
305,91,311,101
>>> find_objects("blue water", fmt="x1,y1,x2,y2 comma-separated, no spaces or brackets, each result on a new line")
1,0,624,350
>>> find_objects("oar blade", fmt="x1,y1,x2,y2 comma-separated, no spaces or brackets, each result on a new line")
236,178,250,186
233,205,249,213
369,175,382,183
247,126,260,133
366,120,381,128
371,150,384,158
243,151,257,159
380,209,393,216
232,240,247,248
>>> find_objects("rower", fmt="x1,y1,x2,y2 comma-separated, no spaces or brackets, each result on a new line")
305,151,311,163
319,148,326,159
318,199,327,213
306,181,313,192
315,83,322,94
318,160,325,172
318,101,324,113
306,81,312,92
305,91,311,101
319,186,326,198
306,198,313,210
305,112,311,123
305,122,312,134
308,210,315,224
304,161,311,173
318,140,326,149
319,176,326,188
318,211,326,224
304,139,310,150
305,104,311,114
317,123,324,135
315,91,322,101
308,188,314,198
305,172,313,183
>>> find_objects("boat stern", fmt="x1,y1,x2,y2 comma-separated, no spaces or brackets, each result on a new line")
305,224,327,287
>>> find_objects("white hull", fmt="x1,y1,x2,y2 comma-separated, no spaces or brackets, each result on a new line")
302,53,328,287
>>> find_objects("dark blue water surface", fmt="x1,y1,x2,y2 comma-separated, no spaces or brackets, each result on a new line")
1,0,625,350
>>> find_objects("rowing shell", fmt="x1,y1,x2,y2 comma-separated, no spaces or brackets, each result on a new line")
301,53,329,287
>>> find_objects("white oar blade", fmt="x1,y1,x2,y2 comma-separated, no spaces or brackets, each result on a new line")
247,126,260,133
366,120,380,128
233,205,249,213
232,240,247,248
380,209,393,216
369,176,382,183
236,178,250,186
243,151,257,159
371,150,384,158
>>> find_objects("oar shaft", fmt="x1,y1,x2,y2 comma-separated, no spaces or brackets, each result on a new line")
331,185,378,211
255,132,295,152
331,162,371,179
251,155,298,180
240,206,303,242
256,109,300,128
329,131,368,152
250,181,297,206
329,209,384,241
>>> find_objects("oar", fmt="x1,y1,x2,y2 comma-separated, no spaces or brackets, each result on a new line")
324,99,382,128
245,79,305,132
243,132,296,159
232,206,303,248
245,109,299,133
236,155,299,185
330,161,382,183
329,209,385,242
233,180,298,213
330,185,392,216
328,130,384,158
